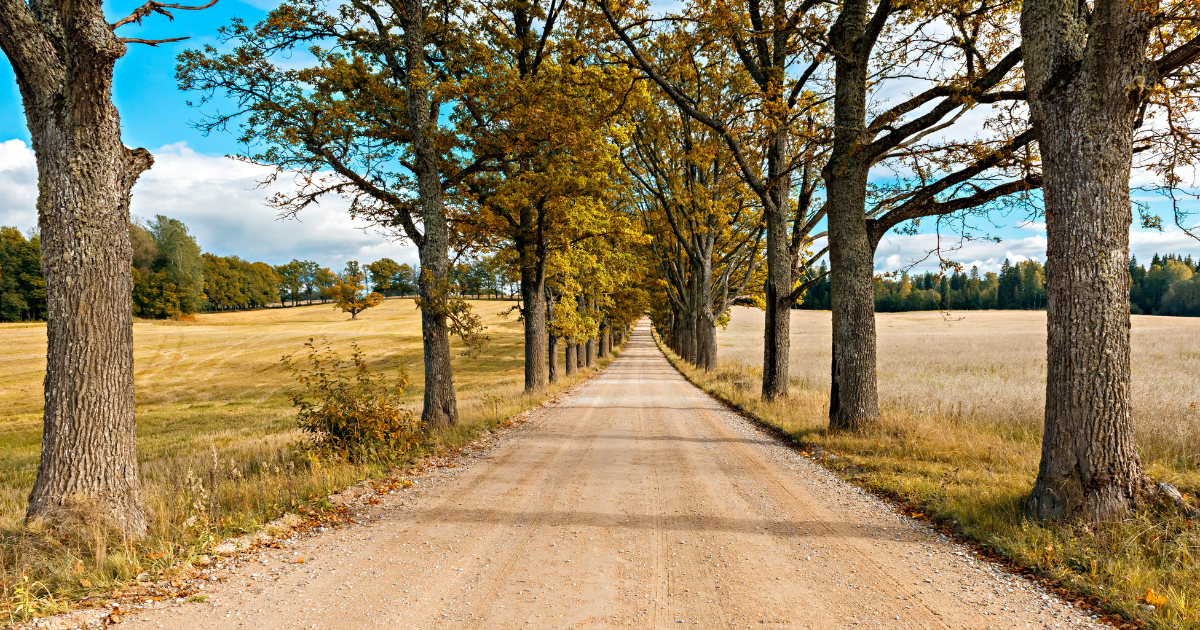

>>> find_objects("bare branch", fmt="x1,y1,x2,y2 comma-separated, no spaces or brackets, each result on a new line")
120,36,190,46
110,0,218,30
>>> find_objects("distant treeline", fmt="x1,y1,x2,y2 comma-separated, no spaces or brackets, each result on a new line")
1,216,515,322
796,253,1200,316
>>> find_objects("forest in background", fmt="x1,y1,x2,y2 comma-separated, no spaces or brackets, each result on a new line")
0,217,516,321
7,219,1199,321
793,253,1200,315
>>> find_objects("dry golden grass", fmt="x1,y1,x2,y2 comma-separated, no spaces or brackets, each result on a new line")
663,307,1200,630
0,298,610,622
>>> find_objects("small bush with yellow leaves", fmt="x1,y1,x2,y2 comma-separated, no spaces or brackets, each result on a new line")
284,339,421,464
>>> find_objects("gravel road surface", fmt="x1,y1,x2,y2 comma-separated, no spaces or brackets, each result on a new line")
110,320,1104,630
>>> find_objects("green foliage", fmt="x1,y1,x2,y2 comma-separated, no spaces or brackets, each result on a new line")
451,258,503,297
1131,254,1200,315
799,259,1050,313
147,216,205,313
132,268,180,319
274,260,307,305
0,227,44,322
365,258,415,297
201,253,281,311
284,339,421,464
129,217,206,318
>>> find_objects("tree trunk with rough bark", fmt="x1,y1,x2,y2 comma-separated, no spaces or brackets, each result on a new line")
2,0,152,535
761,128,792,400
406,0,457,428
564,341,577,376
824,0,880,432
547,293,559,384
598,322,610,359
518,201,548,393
1022,0,1157,520
585,337,595,367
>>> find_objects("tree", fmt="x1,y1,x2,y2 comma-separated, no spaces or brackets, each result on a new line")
450,0,639,394
275,260,306,305
330,261,384,319
600,0,829,400
1,0,216,535
179,0,502,427
366,258,404,296
132,268,180,319
1022,0,1200,519
624,80,765,371
0,227,46,321
313,267,338,304
147,215,205,313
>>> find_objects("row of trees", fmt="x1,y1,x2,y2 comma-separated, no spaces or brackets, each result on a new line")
1,0,1195,533
0,227,44,322
618,0,1200,526
1130,254,1200,316
830,252,1200,315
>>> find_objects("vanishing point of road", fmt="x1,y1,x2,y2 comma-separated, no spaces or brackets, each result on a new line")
122,320,1103,630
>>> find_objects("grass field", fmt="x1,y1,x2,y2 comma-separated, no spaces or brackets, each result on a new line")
663,308,1200,629
0,298,605,621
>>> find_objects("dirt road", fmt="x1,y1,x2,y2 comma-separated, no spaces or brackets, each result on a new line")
118,321,1102,630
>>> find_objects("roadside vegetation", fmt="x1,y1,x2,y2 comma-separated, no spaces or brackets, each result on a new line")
0,299,622,621
660,308,1200,629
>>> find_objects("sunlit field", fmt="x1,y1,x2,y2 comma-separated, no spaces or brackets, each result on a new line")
663,307,1200,629
0,298,607,619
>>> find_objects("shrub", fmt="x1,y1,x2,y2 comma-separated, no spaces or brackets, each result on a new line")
283,339,422,463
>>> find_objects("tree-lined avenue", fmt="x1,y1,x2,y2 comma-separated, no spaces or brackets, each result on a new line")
119,321,1102,630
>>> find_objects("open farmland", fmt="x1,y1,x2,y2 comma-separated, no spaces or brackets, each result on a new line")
0,298,604,612
659,307,1200,627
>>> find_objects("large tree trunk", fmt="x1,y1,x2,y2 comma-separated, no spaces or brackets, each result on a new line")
1022,0,1156,520
518,202,548,393
598,321,611,359
547,294,559,384
760,129,792,400
406,0,457,428
522,274,548,392
5,0,150,535
564,341,576,377
697,311,718,371
824,0,880,432
826,164,879,431
575,342,584,370
585,337,595,367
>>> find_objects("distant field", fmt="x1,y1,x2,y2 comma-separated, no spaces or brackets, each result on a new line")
668,307,1200,628
717,308,1200,476
0,297,593,615
0,297,531,514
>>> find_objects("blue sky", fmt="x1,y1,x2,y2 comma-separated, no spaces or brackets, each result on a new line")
1,0,1197,273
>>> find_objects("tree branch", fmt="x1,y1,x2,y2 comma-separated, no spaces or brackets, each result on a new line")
110,0,218,30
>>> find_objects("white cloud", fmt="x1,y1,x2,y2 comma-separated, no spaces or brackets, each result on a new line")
0,140,419,269
0,139,37,233
874,232,1047,274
